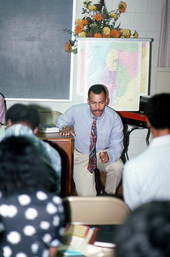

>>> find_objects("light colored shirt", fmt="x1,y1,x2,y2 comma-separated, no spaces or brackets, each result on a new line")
0,124,61,193
123,135,170,210
0,95,5,124
57,103,124,162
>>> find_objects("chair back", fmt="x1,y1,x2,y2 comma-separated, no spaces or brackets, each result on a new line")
63,196,130,225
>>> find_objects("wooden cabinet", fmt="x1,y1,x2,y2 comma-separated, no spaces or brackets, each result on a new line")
37,132,73,197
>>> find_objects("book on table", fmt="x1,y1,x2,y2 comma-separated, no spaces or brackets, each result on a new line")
38,124,59,133
58,224,114,256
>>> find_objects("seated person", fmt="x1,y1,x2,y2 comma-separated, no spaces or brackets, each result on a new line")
0,103,61,194
0,94,5,125
0,136,64,257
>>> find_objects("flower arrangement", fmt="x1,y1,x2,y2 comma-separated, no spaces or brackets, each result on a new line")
65,0,139,54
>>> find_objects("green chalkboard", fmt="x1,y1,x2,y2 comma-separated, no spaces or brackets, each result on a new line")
0,0,73,99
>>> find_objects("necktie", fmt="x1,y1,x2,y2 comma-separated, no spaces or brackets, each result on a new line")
87,117,97,173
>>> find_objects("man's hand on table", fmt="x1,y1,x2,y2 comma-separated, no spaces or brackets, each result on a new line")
60,126,76,137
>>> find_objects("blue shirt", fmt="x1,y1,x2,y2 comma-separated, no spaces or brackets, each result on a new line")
57,104,124,162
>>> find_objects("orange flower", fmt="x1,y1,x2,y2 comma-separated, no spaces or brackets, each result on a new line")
74,25,83,34
125,34,131,38
94,33,102,38
103,34,111,38
93,14,102,21
82,19,88,25
111,29,120,38
118,1,127,13
65,43,70,52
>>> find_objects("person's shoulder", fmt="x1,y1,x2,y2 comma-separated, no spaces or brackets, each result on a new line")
0,93,4,99
105,106,117,114
105,106,121,119
1,124,32,137
68,103,88,112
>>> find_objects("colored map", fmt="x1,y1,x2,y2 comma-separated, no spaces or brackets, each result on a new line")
77,38,151,111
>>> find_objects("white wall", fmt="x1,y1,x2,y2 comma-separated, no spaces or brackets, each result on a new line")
4,0,165,159
156,68,170,93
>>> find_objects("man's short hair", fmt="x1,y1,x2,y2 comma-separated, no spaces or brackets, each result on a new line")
88,84,107,98
6,104,40,129
145,93,170,129
115,200,170,257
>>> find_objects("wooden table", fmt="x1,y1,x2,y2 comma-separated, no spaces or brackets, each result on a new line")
37,132,73,197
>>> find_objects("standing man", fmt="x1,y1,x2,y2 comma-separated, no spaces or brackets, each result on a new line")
57,84,124,196
123,93,170,210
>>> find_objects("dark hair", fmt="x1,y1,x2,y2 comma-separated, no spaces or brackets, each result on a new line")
6,104,40,129
114,200,170,257
145,93,170,129
88,84,107,98
0,136,58,196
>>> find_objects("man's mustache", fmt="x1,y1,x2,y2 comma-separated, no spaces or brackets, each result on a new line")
93,109,103,112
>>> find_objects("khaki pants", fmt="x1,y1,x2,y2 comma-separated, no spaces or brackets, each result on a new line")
73,149,123,196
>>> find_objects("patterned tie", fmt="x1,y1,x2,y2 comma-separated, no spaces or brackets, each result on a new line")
87,117,97,173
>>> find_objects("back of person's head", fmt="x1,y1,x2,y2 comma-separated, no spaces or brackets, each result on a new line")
6,104,40,130
88,84,107,98
0,136,58,196
114,200,170,257
145,93,170,129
